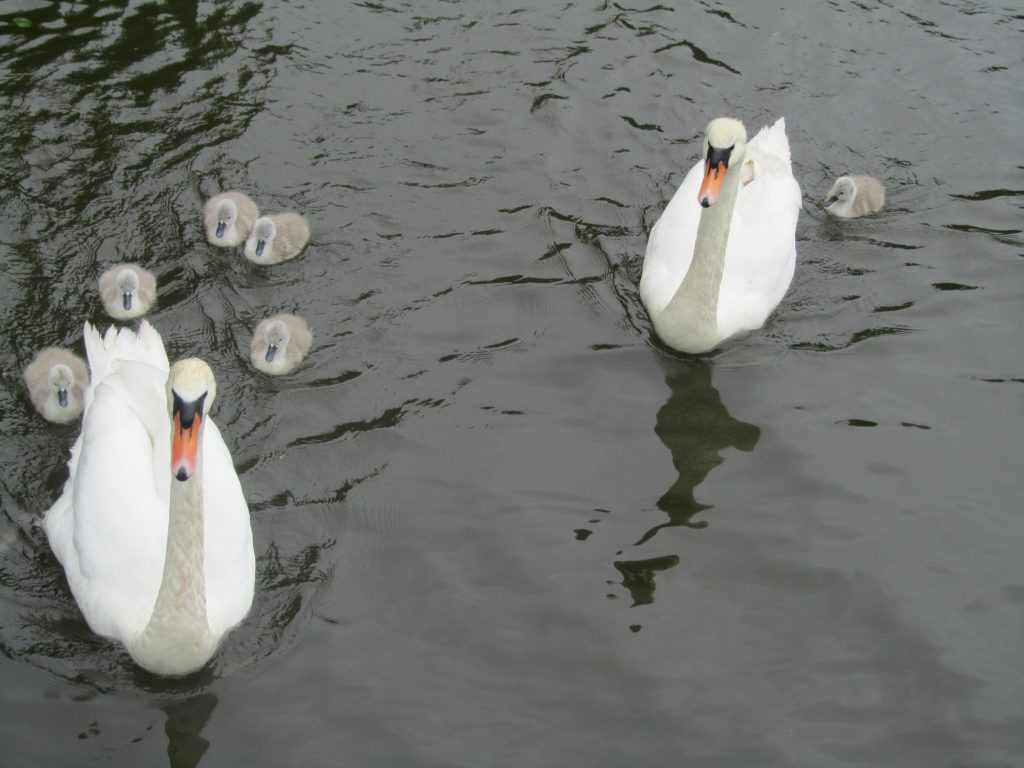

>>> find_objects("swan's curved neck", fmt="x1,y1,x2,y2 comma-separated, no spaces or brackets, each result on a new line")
129,438,213,674
655,157,743,353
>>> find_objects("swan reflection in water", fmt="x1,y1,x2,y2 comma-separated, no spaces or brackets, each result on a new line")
614,360,760,606
160,693,217,768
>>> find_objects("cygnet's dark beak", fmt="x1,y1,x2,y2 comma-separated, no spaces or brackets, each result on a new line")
255,239,267,257
265,344,278,363
824,194,839,208
216,220,227,238
122,292,133,311
57,388,69,408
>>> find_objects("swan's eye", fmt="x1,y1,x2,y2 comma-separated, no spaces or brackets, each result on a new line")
172,391,207,428
706,144,734,169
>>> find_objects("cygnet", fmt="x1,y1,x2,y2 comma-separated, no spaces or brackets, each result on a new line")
24,347,89,423
205,191,259,246
824,175,885,218
250,313,312,375
243,213,310,265
98,263,157,320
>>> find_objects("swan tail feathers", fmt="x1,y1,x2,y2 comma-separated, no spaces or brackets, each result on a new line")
750,117,792,171
82,320,169,384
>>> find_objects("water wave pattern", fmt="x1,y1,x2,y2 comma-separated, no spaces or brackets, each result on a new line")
0,1,1021,765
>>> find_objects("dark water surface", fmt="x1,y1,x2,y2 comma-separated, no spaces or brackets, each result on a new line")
1,1,1021,766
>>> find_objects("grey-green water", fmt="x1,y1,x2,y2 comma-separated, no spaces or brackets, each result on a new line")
1,2,1021,766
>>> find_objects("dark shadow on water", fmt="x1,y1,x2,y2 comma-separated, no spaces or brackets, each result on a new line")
160,693,218,768
644,358,760,542
613,555,680,607
614,358,760,606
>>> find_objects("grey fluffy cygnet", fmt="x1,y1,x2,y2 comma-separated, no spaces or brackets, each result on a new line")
243,213,310,265
98,263,157,320
824,175,885,218
24,347,89,423
205,191,259,247
250,314,313,375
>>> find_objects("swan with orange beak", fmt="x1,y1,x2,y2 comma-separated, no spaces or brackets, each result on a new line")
43,324,255,676
640,116,801,354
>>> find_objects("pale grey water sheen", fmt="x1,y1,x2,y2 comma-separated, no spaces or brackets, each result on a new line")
1,2,1021,766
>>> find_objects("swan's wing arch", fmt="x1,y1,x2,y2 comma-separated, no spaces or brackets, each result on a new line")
44,323,171,642
718,121,802,336
201,419,255,637
639,158,705,317
55,361,170,642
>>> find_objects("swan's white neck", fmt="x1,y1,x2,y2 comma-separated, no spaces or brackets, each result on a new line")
653,157,743,354
128,439,214,675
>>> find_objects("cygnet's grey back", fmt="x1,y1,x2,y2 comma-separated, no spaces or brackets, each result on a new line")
824,174,885,218
98,263,157,320
250,313,313,374
204,190,259,247
243,213,310,264
24,347,89,423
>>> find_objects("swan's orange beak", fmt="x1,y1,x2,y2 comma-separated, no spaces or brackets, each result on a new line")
171,392,206,482
698,159,727,207
172,411,201,482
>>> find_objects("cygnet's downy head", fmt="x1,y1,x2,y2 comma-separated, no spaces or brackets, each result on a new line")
215,198,239,239
117,268,140,312
824,176,856,209
49,363,75,409
99,262,156,320
263,319,290,363
699,117,748,208
251,217,277,259
250,313,311,375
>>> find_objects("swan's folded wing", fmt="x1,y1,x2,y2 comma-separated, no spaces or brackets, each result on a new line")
719,168,801,334
639,159,705,317
66,375,168,641
200,419,256,636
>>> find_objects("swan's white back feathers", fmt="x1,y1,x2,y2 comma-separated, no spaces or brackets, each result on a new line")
748,116,792,170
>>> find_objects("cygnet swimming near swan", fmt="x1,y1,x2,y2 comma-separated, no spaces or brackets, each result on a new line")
243,213,310,265
98,263,157,320
824,175,885,218
205,191,259,247
23,347,89,423
250,314,312,375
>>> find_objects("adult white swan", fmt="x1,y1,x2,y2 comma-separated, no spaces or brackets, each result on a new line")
640,117,801,354
42,321,255,676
